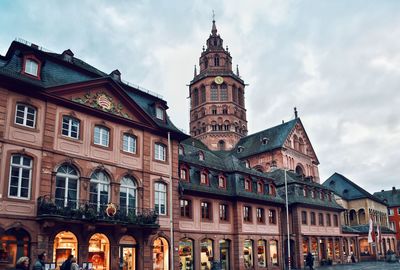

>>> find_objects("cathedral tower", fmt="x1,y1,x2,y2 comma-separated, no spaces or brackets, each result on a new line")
189,19,247,150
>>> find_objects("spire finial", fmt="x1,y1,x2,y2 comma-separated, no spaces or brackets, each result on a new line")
211,10,217,35
194,65,197,76
236,65,240,76
294,107,298,118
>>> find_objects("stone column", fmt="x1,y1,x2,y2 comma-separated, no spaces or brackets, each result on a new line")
339,238,344,263
332,238,336,261
317,237,322,261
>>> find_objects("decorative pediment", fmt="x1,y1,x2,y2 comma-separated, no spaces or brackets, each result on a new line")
285,120,319,163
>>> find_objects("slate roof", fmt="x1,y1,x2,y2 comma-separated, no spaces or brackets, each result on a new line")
323,173,386,205
373,189,400,207
0,40,186,137
344,224,396,234
266,169,344,210
233,119,298,159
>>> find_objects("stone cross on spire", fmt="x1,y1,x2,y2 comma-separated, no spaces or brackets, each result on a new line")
211,10,217,35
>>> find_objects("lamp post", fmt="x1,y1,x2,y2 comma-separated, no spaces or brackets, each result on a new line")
284,169,291,270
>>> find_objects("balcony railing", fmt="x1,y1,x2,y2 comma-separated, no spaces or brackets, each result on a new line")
37,195,159,227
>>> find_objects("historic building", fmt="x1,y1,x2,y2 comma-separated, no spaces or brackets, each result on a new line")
323,173,397,260
374,187,400,253
0,39,187,270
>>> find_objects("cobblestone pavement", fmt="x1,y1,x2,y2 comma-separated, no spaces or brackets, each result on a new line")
313,261,400,269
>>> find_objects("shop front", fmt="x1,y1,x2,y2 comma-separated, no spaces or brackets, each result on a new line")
179,238,193,270
0,228,31,269
153,237,169,270
200,239,213,270
219,239,230,270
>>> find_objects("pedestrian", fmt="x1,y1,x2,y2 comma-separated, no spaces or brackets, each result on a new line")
70,257,79,270
305,252,314,270
33,252,47,270
351,252,356,263
15,256,30,270
60,255,74,270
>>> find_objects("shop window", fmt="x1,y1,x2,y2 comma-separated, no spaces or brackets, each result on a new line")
257,240,267,268
154,143,166,161
201,201,212,220
123,134,137,154
219,240,230,270
301,211,308,225
119,235,136,270
120,176,137,215
326,214,331,226
89,170,110,212
94,125,110,147
154,182,167,215
269,209,277,224
219,204,228,221
180,199,191,218
243,240,253,268
24,58,39,77
53,231,78,269
218,175,226,189
311,212,316,225
318,213,324,226
55,164,79,208
15,103,36,128
0,228,30,268
9,154,32,199
243,206,252,222
179,238,193,270
62,116,80,139
200,239,213,270
256,208,265,223
88,233,110,270
153,237,169,270
269,240,279,266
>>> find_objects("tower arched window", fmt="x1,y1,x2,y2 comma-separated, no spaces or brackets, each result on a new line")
193,88,199,107
220,83,228,101
200,85,206,103
238,88,244,106
210,83,218,101
214,55,220,66
232,85,238,103
55,164,79,208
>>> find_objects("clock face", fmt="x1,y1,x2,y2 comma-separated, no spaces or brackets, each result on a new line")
214,76,224,84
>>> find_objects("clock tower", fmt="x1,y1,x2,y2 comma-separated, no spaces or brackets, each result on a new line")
189,19,247,150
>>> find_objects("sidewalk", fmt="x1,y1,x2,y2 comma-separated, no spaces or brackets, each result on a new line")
315,261,400,269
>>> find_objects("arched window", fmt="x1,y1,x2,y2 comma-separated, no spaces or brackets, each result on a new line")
243,240,253,268
218,140,225,150
179,239,194,269
199,151,205,161
210,84,218,101
238,88,244,106
257,182,263,193
295,165,304,176
200,85,206,103
120,175,137,215
257,240,267,267
200,239,213,269
214,55,220,66
154,182,167,215
193,88,199,106
232,85,238,103
269,240,279,266
55,164,79,208
153,237,169,270
218,175,226,188
220,83,228,101
200,171,208,185
180,167,189,181
89,170,110,211
244,178,252,191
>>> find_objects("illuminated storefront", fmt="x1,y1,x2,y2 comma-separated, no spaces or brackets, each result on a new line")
119,235,136,270
179,238,193,270
153,237,169,270
88,233,110,270
269,240,278,266
219,239,230,270
53,231,78,268
243,240,253,268
257,240,266,268
200,239,213,270
0,228,30,269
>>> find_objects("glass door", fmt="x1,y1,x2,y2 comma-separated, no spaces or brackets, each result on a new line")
120,246,135,270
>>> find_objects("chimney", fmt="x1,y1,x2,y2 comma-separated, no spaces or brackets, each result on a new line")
31,43,39,49
110,69,121,81
61,49,74,63
392,186,396,194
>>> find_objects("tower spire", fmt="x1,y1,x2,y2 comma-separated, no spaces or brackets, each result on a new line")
211,10,217,35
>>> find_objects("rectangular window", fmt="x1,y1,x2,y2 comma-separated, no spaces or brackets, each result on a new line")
210,86,218,101
218,176,225,188
201,202,211,220
333,214,339,227
156,107,164,120
94,126,110,147
301,211,308,225
243,206,252,222
180,199,191,218
154,143,166,161
200,172,208,185
9,155,32,199
15,104,36,128
311,212,316,225
25,59,39,76
389,209,394,216
154,182,167,215
123,134,137,153
318,213,324,226
220,87,228,101
219,204,228,221
256,208,265,223
326,214,331,226
62,116,80,139
397,208,400,215
269,209,276,224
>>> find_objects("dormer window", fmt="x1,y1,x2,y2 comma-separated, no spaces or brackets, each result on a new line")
178,145,185,155
257,181,263,193
245,160,250,168
261,137,269,145
155,107,164,120
244,178,252,191
24,59,39,77
218,175,226,189
200,171,208,185
237,146,244,153
199,151,204,161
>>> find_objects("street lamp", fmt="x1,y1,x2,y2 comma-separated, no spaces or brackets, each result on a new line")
284,169,291,270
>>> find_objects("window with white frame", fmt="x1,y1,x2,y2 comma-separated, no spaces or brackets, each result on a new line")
120,176,137,215
154,182,167,215
89,170,110,211
15,104,36,128
123,134,137,154
9,155,32,199
156,107,164,120
61,116,80,139
94,125,110,147
25,59,39,76
154,143,166,161
55,164,79,208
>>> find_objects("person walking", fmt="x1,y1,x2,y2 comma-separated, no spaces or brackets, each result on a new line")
70,257,79,270
60,255,74,270
33,252,47,270
15,256,30,270
305,252,314,270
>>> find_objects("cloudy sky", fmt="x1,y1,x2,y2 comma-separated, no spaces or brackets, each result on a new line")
1,0,399,193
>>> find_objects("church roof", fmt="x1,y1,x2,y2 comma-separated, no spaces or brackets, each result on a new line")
373,188,400,207
323,173,386,204
0,40,186,137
